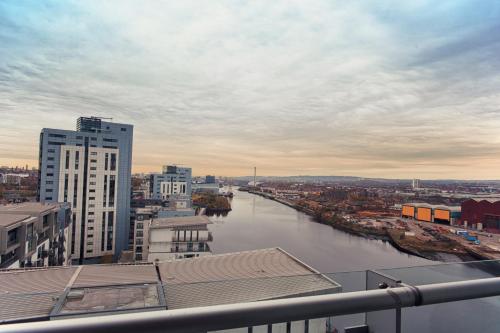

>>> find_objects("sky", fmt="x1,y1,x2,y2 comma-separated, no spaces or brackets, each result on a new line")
1,1,500,179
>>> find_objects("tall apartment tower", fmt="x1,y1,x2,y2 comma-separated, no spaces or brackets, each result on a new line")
412,179,420,190
38,117,133,263
149,165,192,206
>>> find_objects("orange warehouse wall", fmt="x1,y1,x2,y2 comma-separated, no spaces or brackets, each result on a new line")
402,206,415,217
434,209,450,221
417,207,432,222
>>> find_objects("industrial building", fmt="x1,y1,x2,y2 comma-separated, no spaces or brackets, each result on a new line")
38,117,133,262
401,203,461,225
460,198,500,233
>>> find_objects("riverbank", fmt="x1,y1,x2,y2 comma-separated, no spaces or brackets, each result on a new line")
246,190,478,262
193,193,232,216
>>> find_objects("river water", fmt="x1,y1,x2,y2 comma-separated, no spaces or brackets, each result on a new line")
208,190,500,332
208,189,433,273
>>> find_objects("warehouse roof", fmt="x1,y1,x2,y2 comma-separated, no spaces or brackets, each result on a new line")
0,267,77,323
72,264,158,287
158,248,319,284
402,203,461,212
468,198,500,204
159,248,340,309
0,248,340,323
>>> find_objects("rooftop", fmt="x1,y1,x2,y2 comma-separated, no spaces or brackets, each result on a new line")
150,215,212,229
158,248,340,309
0,248,340,323
158,248,319,284
0,214,33,228
468,198,500,204
0,202,61,215
403,203,461,212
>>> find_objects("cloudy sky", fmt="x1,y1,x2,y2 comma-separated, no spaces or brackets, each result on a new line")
1,1,500,179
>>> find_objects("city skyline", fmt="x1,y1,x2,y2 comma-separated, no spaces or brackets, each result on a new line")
1,1,500,179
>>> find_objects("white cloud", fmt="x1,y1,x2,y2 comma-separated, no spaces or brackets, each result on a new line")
1,0,500,178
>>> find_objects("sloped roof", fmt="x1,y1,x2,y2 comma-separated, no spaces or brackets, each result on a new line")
164,273,339,309
158,248,340,309
72,264,157,287
158,248,316,284
0,248,341,322
0,267,77,323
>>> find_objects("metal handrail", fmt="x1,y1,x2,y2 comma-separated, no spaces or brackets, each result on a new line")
2,277,500,333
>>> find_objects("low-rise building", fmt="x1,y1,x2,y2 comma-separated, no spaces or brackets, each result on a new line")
192,183,220,194
0,202,72,268
460,198,500,232
149,165,192,203
401,203,461,225
141,215,212,262
0,173,30,184
131,203,196,261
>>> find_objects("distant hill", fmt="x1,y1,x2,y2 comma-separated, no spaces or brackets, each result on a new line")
229,175,500,185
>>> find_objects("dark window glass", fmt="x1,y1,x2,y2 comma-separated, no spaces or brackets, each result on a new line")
73,174,78,207
49,133,66,138
65,151,70,169
107,212,114,251
101,212,106,251
109,175,115,207
64,174,68,202
110,153,116,171
71,213,76,254
103,138,118,142
7,229,18,245
75,151,80,170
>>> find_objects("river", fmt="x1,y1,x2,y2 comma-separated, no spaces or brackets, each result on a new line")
208,189,433,273
207,190,500,332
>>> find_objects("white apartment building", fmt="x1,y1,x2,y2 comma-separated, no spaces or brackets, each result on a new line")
136,215,212,262
149,166,192,204
57,145,119,260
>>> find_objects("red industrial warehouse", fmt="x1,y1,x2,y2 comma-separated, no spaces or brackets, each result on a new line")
460,199,500,233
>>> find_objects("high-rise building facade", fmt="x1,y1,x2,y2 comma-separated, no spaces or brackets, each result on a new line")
38,117,133,262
